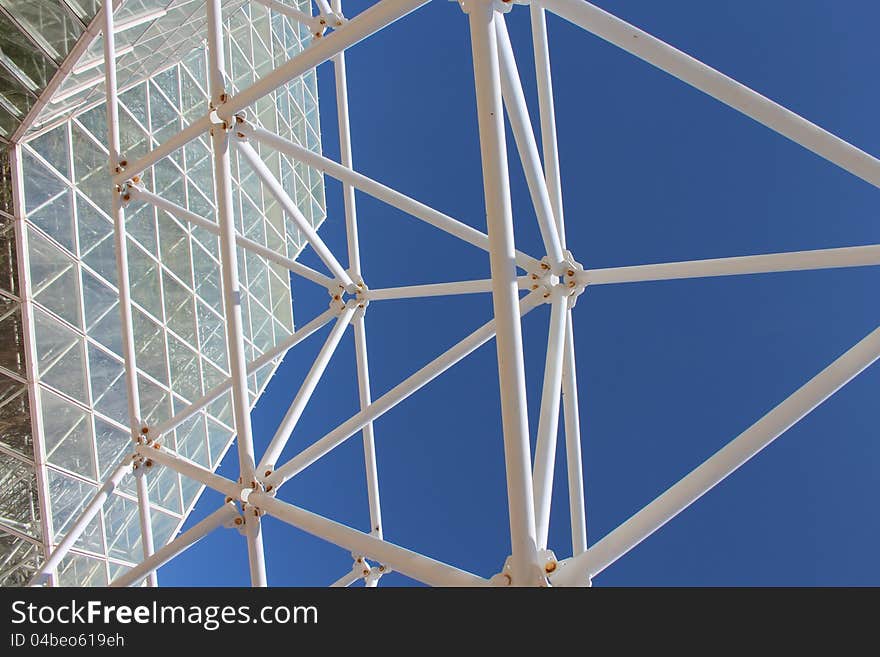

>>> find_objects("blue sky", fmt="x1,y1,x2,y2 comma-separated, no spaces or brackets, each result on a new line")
161,0,880,585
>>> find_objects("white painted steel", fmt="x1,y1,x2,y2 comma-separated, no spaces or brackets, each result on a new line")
110,504,239,587
552,323,880,585
536,0,880,189
250,492,487,587
468,2,540,587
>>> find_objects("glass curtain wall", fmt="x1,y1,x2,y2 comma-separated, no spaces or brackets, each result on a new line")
0,0,324,586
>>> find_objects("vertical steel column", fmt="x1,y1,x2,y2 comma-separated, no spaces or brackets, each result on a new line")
562,314,586,554
333,0,385,555
530,4,587,555
467,0,540,586
103,2,157,586
205,0,266,586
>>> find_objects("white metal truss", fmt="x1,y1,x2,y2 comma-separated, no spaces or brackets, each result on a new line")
28,0,880,587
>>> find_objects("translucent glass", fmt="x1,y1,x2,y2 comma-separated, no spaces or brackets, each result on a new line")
56,552,106,586
0,0,84,63
46,467,102,553
76,194,117,286
71,122,111,211
162,274,196,344
175,413,209,469
167,334,201,402
0,12,55,92
33,308,87,404
87,344,128,426
28,122,70,180
127,239,163,320
196,299,227,372
41,387,96,480
207,416,232,468
93,417,131,483
103,493,142,563
21,149,66,216
132,307,168,385
150,507,179,547
148,463,180,514
157,212,192,286
27,226,80,327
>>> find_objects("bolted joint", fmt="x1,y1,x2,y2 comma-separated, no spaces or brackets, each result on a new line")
530,250,587,308
328,280,365,316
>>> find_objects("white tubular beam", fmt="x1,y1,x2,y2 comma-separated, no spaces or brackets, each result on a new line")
332,0,383,538
250,493,487,587
29,460,131,585
353,314,383,536
235,138,353,287
260,306,356,471
532,292,568,550
562,314,587,555
112,115,212,186
207,0,261,575
137,444,241,500
252,0,314,26
244,511,268,587
110,503,238,587
585,244,880,286
218,0,429,120
536,0,880,190
266,292,544,489
150,308,336,440
133,470,158,587
529,4,565,241
552,323,880,586
127,186,334,289
366,278,501,301
330,568,361,587
103,1,156,586
495,16,564,266
468,3,540,587
240,122,540,271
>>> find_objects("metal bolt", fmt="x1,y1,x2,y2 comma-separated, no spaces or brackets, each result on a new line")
544,561,557,574
264,470,272,477
152,442,160,449
265,485,273,492
234,517,243,526
568,280,576,287
225,496,233,504
567,270,575,277
253,509,259,516
122,193,130,202
319,18,327,24
531,274,538,280
531,284,538,290
141,427,149,434
132,175,140,183
219,93,227,103
378,565,386,573
543,292,551,299
362,569,370,576
145,459,153,467
541,262,550,270
237,132,245,138
119,159,128,167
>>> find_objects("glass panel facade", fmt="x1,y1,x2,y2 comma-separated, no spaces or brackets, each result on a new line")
0,1,324,586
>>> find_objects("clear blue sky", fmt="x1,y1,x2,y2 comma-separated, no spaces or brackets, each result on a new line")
162,0,880,586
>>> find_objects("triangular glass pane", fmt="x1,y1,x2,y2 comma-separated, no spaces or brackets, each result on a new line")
41,388,95,480
72,123,111,211
88,345,128,427
56,553,106,586
153,67,180,106
81,267,117,331
21,149,67,215
33,309,87,404
207,416,232,468
132,307,167,385
29,188,75,253
94,417,130,483
157,212,192,286
167,334,201,402
76,194,116,285
150,508,179,546
28,123,70,180
127,240,162,319
28,227,80,327
103,493,142,563
138,374,170,429
47,468,102,553
163,274,196,344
